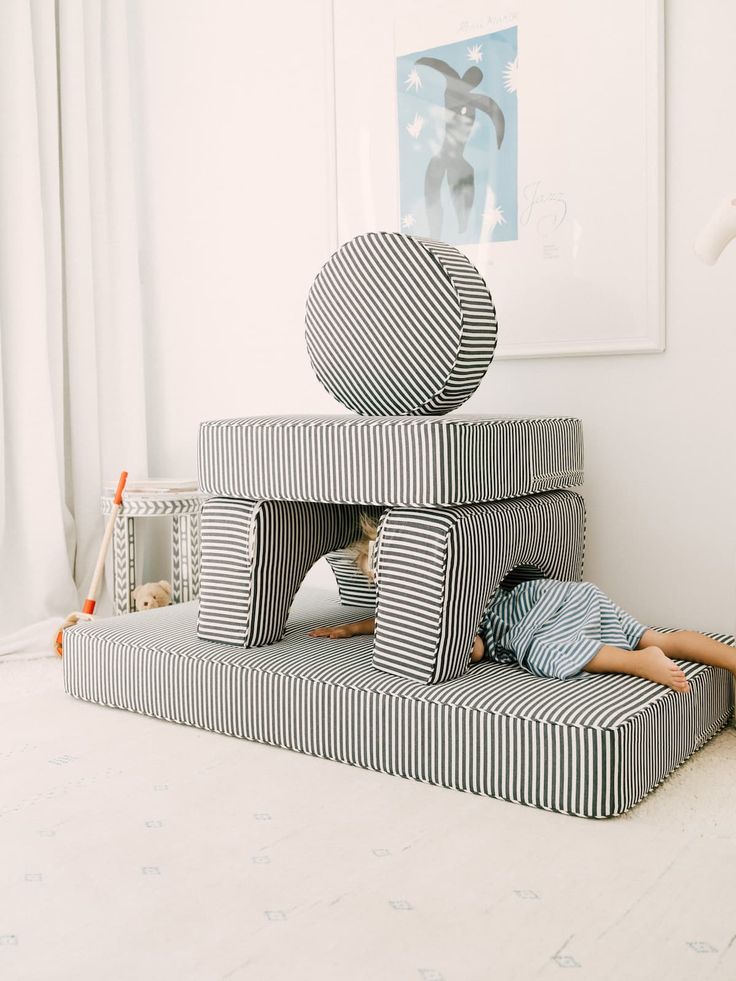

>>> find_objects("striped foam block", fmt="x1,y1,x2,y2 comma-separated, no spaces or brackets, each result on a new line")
198,498,383,646
62,588,735,819
324,549,378,608
305,232,497,416
373,490,587,684
198,414,583,506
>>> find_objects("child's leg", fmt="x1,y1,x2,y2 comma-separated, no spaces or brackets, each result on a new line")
583,644,690,691
637,628,736,677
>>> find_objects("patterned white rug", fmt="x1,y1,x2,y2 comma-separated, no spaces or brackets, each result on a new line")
2,625,735,980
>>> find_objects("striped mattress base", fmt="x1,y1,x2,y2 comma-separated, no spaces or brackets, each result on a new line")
63,588,734,819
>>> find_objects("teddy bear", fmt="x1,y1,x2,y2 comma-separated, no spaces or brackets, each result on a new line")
132,580,173,611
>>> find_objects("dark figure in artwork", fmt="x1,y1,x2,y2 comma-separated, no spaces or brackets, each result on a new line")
417,58,505,239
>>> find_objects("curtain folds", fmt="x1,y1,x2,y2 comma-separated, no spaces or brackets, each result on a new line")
0,0,148,640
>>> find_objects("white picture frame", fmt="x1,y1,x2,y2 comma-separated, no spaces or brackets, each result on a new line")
332,0,665,359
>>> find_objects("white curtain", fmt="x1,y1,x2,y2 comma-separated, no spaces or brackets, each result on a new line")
0,0,148,644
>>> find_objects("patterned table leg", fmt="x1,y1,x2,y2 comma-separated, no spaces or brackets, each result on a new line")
190,511,201,599
112,513,137,615
172,513,192,603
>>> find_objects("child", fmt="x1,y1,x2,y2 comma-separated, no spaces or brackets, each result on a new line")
308,515,736,691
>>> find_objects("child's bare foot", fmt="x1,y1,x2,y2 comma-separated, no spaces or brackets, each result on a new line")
471,635,485,663
634,646,690,692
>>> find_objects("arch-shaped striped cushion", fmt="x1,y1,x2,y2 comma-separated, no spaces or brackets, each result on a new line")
372,491,587,684
305,232,497,416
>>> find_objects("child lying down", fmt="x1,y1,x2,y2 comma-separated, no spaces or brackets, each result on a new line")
308,516,736,691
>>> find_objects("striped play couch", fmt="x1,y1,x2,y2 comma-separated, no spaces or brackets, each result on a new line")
63,230,734,816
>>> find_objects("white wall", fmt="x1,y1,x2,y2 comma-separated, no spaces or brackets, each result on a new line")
129,0,340,475
128,0,341,588
130,0,735,633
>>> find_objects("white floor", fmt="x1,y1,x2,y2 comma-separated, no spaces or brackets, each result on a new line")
2,644,735,981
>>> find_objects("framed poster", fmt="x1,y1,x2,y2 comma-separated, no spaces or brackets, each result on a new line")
396,23,519,246
332,0,665,358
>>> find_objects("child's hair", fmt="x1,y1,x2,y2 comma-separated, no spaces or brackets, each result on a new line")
348,513,379,580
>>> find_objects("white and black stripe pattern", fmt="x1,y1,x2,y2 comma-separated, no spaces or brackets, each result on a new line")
321,528,571,618
197,497,256,645
198,498,381,646
304,232,497,416
324,550,378,607
417,237,498,414
324,553,548,613
373,491,586,684
62,591,734,819
197,414,584,506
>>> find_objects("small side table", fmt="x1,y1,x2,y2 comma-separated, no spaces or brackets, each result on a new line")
101,490,207,615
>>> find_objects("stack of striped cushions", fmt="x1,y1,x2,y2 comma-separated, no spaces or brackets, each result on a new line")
62,230,735,817
196,232,586,685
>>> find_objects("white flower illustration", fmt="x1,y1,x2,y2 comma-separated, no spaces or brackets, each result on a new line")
481,186,507,237
503,56,518,94
483,205,507,229
406,113,425,139
402,213,416,229
467,44,483,63
405,68,422,92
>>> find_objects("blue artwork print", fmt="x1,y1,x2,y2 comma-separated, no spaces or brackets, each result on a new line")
397,27,518,245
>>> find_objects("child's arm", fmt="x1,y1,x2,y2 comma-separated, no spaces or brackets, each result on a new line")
308,617,376,639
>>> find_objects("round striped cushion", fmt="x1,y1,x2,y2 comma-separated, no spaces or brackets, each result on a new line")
304,232,498,415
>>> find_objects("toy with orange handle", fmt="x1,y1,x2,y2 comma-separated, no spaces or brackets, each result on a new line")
55,470,128,656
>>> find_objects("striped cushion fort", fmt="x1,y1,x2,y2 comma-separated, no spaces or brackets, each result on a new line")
63,589,734,819
197,414,583,506
305,232,497,416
